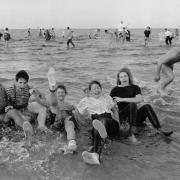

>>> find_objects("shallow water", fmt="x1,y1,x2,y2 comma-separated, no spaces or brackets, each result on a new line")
0,29,180,180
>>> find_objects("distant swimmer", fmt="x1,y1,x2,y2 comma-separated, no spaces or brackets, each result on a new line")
121,27,131,43
175,29,179,37
125,29,131,42
94,28,101,39
44,29,51,41
144,26,151,46
50,28,56,39
88,32,92,39
3,27,11,47
39,29,43,37
154,48,180,96
3,27,11,41
88,30,94,39
27,28,31,37
175,29,179,39
164,29,173,45
0,31,3,40
117,21,129,34
66,27,75,48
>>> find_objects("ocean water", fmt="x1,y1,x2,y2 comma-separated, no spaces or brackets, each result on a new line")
0,29,180,180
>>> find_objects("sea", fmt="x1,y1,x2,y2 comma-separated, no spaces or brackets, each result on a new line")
0,28,180,180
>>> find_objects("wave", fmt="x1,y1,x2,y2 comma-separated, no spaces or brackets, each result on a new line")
0,78,11,82
129,62,156,66
31,77,46,82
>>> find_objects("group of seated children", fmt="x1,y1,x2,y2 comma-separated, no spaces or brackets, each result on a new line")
0,66,173,165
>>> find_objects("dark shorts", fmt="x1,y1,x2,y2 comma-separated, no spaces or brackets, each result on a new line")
4,33,11,41
16,108,37,123
46,109,78,132
165,63,174,70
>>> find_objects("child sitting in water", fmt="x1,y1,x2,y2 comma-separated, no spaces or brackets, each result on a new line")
47,84,78,152
33,68,78,152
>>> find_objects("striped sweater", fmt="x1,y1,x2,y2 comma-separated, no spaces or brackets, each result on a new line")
0,84,8,113
6,84,31,109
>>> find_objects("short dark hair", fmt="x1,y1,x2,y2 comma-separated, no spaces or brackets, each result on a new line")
88,80,102,91
15,70,29,82
67,27,70,29
56,84,67,94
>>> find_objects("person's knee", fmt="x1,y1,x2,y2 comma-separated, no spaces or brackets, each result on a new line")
142,104,152,110
6,109,18,117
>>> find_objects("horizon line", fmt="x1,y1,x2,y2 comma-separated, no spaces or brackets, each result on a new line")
0,27,179,30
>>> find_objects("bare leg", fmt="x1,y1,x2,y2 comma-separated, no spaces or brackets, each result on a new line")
70,41,75,47
28,102,50,132
64,116,77,151
64,116,76,141
4,109,26,127
4,109,33,147
158,64,174,95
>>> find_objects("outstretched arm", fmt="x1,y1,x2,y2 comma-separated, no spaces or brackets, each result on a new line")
113,94,143,104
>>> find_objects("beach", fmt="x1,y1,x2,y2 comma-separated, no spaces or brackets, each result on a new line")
0,29,180,180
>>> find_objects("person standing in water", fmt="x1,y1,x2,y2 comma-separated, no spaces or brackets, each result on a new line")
0,31,3,40
38,29,43,38
50,28,56,39
144,26,151,46
175,29,179,39
154,48,180,96
66,27,75,48
164,29,173,45
27,28,31,37
44,29,51,41
3,27,11,46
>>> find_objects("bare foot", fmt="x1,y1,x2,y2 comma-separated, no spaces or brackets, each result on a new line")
82,151,100,165
128,135,141,145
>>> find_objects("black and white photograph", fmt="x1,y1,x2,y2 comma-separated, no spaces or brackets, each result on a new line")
0,0,180,179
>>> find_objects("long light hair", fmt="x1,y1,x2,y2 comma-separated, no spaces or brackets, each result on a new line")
117,67,134,85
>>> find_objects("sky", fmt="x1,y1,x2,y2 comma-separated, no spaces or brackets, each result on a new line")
0,0,180,29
